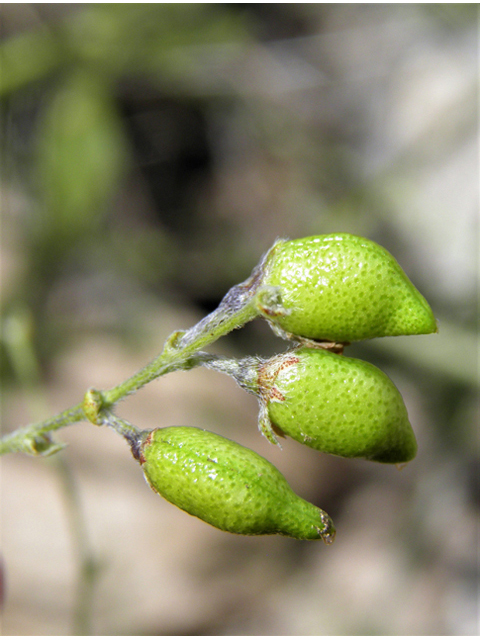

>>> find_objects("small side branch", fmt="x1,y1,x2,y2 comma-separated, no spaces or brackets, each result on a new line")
0,403,85,456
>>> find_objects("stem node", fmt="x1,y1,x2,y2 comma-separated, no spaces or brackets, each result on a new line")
82,388,105,426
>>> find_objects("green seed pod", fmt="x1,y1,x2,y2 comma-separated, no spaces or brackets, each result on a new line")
258,233,437,343
140,426,335,543
257,347,417,464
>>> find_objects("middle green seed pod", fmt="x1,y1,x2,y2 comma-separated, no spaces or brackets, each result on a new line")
257,347,417,464
140,426,335,543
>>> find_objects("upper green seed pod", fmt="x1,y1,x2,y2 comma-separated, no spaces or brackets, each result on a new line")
258,233,437,343
259,347,417,464
140,426,335,543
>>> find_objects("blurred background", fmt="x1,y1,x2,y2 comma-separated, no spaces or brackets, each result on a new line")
1,3,478,635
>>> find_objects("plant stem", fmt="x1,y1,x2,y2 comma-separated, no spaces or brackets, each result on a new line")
53,454,100,636
0,403,85,456
1,306,100,634
100,411,149,461
102,281,259,406
0,263,266,456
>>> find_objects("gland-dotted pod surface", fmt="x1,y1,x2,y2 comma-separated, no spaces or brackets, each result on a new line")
140,426,335,542
258,233,437,343
260,347,417,464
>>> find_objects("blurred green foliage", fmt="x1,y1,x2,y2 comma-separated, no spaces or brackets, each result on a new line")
1,4,252,371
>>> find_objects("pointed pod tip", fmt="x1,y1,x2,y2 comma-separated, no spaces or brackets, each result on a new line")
389,282,438,338
319,512,336,545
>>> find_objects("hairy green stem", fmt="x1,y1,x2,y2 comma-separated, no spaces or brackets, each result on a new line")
0,261,268,456
0,403,85,456
100,411,149,461
102,281,260,406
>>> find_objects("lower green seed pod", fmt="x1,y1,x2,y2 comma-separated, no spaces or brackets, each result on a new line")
257,347,417,464
258,234,437,343
140,426,335,543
